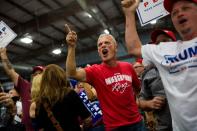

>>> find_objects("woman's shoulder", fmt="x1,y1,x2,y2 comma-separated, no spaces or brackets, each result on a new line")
63,89,79,100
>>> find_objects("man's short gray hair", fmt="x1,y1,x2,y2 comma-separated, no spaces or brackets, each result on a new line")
98,34,117,45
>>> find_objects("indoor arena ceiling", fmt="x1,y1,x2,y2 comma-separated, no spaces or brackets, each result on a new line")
0,0,176,81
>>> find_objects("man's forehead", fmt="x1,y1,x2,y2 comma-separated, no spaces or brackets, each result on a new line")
98,35,111,41
164,0,197,13
172,0,195,10
97,35,116,45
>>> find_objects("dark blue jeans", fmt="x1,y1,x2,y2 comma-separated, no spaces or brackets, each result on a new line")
112,120,147,131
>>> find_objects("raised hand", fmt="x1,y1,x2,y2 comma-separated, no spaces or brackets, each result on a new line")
0,47,7,58
0,92,14,108
65,24,77,47
121,0,140,13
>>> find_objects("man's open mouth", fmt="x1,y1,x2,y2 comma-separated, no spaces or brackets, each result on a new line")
178,18,188,25
102,49,108,55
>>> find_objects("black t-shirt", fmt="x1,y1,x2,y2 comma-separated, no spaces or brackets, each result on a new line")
35,90,91,131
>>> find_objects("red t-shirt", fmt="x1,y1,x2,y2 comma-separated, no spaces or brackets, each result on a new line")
85,61,142,130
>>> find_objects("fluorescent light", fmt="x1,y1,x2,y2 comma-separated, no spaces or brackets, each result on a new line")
52,48,61,55
20,37,32,44
150,20,157,25
84,12,92,18
91,8,97,13
87,13,92,18
104,29,109,34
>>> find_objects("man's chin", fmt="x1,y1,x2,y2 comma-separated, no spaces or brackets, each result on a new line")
102,57,109,62
180,28,191,35
180,28,197,40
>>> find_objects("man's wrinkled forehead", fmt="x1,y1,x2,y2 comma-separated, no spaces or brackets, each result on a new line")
98,35,110,42
173,0,195,8
97,34,116,45
165,0,197,13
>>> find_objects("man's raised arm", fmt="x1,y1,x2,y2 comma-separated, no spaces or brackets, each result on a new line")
65,24,86,82
122,0,142,57
0,48,19,85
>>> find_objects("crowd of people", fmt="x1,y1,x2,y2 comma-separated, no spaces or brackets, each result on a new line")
0,0,197,130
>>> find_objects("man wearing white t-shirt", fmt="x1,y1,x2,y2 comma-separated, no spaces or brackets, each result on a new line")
122,0,197,131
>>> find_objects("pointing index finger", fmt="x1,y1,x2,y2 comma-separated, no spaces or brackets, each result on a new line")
65,24,71,32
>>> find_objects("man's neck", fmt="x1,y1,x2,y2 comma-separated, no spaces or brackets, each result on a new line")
103,59,117,67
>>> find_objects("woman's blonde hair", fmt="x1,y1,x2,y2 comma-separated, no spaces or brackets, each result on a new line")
31,73,43,102
35,64,71,108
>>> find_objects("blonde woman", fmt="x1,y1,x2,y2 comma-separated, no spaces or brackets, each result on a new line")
29,73,43,119
30,64,91,131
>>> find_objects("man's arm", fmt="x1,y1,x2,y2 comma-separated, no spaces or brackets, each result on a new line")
65,25,86,82
137,96,165,111
122,0,142,57
0,48,19,85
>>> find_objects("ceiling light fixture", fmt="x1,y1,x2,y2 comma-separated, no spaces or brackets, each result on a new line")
20,37,33,44
104,29,110,34
52,48,61,55
150,20,157,25
91,8,98,13
87,13,92,18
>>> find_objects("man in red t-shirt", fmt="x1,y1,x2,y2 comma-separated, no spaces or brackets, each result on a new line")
66,27,145,130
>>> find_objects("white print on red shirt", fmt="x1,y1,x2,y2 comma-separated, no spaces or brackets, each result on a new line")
105,73,132,94
112,82,130,94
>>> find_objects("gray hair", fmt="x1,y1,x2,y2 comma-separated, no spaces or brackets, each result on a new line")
98,34,117,45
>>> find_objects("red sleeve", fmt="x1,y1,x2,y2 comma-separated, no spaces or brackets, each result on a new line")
131,65,141,91
15,76,31,96
84,65,96,86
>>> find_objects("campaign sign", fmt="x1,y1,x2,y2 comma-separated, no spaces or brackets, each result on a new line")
69,79,78,88
136,0,169,26
78,90,102,125
0,21,17,47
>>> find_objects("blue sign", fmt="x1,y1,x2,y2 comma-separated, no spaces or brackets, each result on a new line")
69,79,78,88
78,90,102,125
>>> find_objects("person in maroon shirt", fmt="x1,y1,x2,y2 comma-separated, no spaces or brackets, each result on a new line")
0,47,43,131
